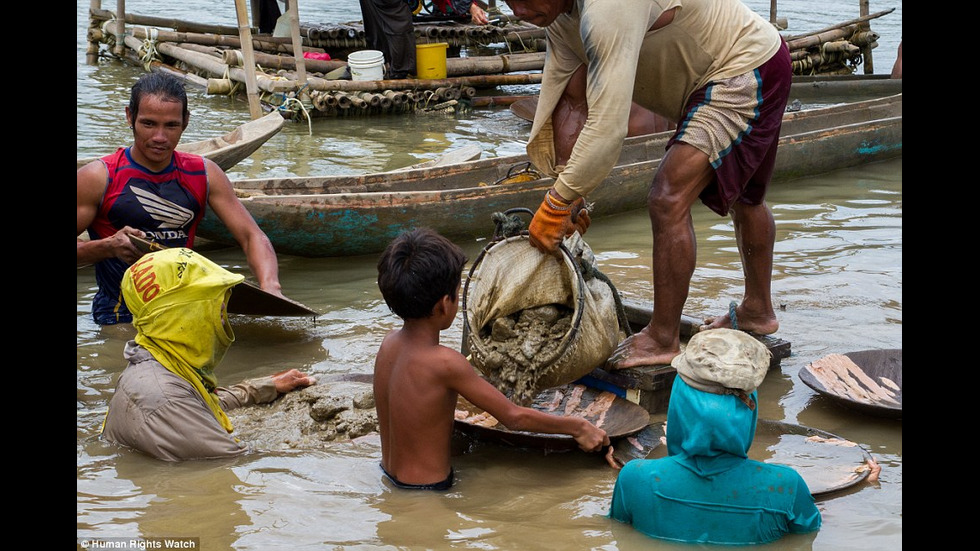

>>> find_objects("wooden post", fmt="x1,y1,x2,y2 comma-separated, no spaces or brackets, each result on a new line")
859,0,874,74
770,0,778,24
113,0,127,57
234,0,264,119
250,0,260,29
286,0,308,93
86,0,102,64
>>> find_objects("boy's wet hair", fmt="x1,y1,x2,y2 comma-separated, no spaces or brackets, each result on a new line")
377,228,467,320
129,72,189,121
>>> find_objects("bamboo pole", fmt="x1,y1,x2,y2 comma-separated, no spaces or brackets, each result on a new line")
122,47,211,89
90,8,245,36
264,72,542,93
112,30,292,94
120,26,305,54
86,0,102,64
783,9,894,41
786,27,859,51
114,0,127,57
467,95,533,108
285,0,308,91
233,0,263,119
250,0,260,31
859,0,874,74
207,44,345,73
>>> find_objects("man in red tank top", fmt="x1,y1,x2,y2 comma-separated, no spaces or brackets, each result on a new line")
77,72,283,325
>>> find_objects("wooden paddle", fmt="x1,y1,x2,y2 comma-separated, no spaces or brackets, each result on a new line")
128,234,317,317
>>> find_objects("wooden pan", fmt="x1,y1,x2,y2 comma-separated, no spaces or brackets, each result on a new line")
454,383,650,451
509,96,538,122
799,349,901,419
128,235,316,317
618,419,875,497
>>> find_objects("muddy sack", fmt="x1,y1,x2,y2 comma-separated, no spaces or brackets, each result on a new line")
462,233,623,406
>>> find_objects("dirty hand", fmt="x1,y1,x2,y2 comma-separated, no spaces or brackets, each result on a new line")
271,369,316,394
528,188,591,253
574,421,610,454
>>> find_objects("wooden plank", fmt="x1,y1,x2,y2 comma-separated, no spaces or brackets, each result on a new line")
127,235,317,317
584,298,792,414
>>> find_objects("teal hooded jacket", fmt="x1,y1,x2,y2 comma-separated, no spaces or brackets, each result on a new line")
609,376,822,544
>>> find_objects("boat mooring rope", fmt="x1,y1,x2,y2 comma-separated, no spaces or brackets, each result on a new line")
138,27,160,71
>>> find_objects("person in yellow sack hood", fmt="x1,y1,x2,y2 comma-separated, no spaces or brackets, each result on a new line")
101,247,315,461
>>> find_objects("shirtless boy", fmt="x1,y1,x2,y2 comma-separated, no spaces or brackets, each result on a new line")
374,228,611,490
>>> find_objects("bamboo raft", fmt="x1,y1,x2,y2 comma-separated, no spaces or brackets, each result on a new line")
84,2,895,120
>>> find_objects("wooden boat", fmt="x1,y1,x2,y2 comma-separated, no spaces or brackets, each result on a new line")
788,74,903,103
76,110,285,171
195,93,902,257
800,349,902,419
510,74,903,122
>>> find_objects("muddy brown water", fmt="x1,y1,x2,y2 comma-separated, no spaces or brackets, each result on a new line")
77,157,902,550
78,2,901,549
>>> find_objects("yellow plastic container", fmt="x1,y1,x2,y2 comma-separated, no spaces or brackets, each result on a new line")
416,42,448,79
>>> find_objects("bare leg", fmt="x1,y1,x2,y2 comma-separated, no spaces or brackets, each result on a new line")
701,201,779,334
606,144,713,369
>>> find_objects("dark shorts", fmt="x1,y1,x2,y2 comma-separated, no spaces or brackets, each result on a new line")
381,464,455,491
667,40,792,216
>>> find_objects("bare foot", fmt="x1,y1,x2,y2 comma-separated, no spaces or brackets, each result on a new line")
700,302,779,335
604,330,679,370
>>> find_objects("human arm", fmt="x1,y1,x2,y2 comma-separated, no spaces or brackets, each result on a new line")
217,369,316,411
525,3,656,252
204,159,283,296
76,161,146,266
450,360,609,453
544,3,654,202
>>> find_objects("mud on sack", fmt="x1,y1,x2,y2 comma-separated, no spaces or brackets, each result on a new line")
463,232,624,406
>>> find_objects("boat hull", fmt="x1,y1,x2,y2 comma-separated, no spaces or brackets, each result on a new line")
198,94,902,257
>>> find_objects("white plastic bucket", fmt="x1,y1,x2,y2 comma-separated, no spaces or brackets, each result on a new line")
348,50,385,81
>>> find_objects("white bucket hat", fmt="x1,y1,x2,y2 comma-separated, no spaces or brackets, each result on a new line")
671,328,772,409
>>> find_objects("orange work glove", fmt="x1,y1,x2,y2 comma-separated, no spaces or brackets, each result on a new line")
528,188,591,253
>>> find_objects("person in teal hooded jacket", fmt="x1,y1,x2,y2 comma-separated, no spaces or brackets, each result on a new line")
608,328,821,544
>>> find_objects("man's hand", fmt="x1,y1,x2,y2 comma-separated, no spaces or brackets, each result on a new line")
271,369,316,394
528,188,591,253
573,421,610,454
108,226,147,265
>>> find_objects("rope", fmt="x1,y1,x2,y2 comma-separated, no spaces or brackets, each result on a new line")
278,97,312,135
100,17,117,46
576,255,634,337
138,27,160,71
490,210,527,238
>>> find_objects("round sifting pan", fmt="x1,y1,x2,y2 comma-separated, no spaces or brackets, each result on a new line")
509,97,537,122
454,383,650,451
636,419,875,497
799,349,902,419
